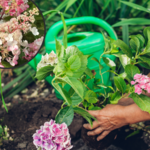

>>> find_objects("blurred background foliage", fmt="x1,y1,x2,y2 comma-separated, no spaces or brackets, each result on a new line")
2,0,150,104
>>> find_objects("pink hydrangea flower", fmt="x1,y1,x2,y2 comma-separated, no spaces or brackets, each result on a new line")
131,74,150,95
33,119,73,150
134,74,142,80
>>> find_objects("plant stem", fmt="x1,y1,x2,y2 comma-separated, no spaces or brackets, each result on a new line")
99,53,107,96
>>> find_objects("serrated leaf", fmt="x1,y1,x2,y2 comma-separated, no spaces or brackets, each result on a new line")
125,64,140,80
129,93,150,113
35,65,54,80
73,55,88,78
139,56,150,66
62,76,84,99
114,39,132,58
67,55,81,71
102,57,116,70
65,45,83,59
136,34,145,49
71,92,82,106
129,35,140,52
55,106,74,126
114,76,126,93
84,90,98,103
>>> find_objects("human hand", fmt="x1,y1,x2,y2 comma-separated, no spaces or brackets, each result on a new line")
83,104,128,141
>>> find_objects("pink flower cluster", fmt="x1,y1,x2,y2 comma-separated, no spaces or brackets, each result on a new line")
23,36,44,61
33,119,73,150
131,74,150,95
0,0,29,17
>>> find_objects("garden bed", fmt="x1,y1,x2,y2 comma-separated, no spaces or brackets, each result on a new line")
0,78,150,150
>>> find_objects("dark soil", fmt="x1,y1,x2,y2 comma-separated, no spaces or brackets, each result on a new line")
1,70,150,150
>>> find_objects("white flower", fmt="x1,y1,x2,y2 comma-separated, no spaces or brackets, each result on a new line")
5,34,13,43
30,27,39,36
0,39,2,45
20,40,28,47
37,51,58,71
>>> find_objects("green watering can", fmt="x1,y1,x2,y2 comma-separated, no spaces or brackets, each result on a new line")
28,16,117,100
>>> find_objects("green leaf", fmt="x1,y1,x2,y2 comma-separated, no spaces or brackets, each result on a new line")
118,54,131,68
0,70,8,112
91,57,99,64
55,106,74,126
114,39,132,58
89,106,102,110
120,1,150,13
143,27,150,52
55,39,65,58
126,130,140,139
139,56,150,66
71,92,82,106
129,93,150,113
125,64,140,80
84,68,94,78
67,55,81,71
53,83,72,105
129,35,140,52
122,25,129,45
102,57,116,70
35,66,53,80
65,45,83,59
0,125,3,135
136,34,145,49
114,76,126,93
62,76,84,99
112,18,150,27
64,0,77,12
73,106,97,126
97,84,107,88
73,55,88,78
84,90,98,103
110,91,121,104
60,13,67,49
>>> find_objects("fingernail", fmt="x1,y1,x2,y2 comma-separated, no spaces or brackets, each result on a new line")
87,132,90,136
97,138,99,141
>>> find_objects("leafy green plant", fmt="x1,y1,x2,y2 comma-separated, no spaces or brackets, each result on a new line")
35,12,150,127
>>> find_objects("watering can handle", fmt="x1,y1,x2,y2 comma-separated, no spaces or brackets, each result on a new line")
45,16,117,44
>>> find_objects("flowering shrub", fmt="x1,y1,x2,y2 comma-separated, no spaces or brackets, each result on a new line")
0,0,44,67
35,14,150,149
33,119,73,150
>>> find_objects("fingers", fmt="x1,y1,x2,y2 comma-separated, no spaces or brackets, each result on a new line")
83,121,99,130
87,127,103,136
87,110,99,117
97,130,110,141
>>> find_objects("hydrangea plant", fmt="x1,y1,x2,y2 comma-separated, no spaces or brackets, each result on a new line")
0,0,44,67
35,13,150,149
